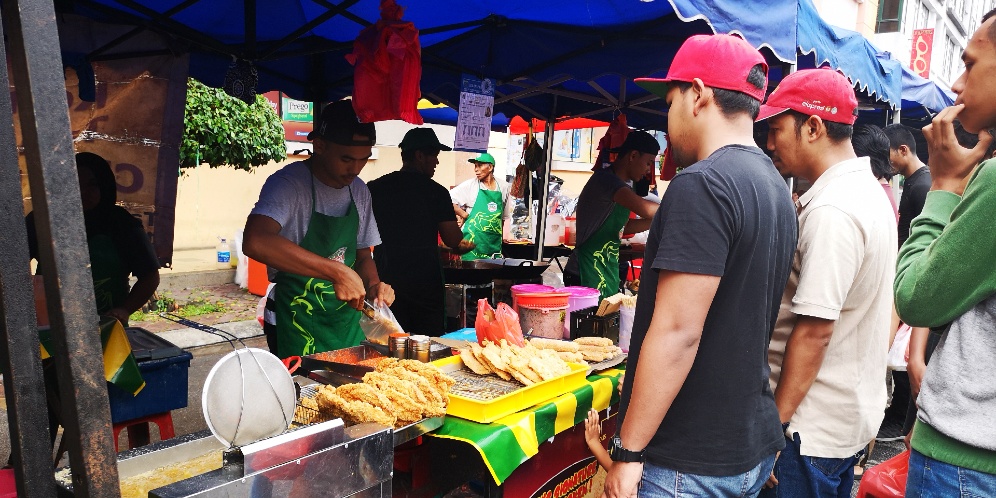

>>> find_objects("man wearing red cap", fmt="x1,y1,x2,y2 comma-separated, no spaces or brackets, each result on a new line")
758,69,897,497
604,34,797,497
894,10,996,497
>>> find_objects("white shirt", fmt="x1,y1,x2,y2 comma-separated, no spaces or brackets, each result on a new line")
768,156,897,458
450,177,511,217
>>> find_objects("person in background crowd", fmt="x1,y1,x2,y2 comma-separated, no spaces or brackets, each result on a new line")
896,9,996,490
26,152,161,325
853,124,898,219
244,100,394,358
758,69,896,498
564,131,660,300
451,152,510,260
603,34,797,498
25,151,161,448
885,124,931,246
369,128,474,336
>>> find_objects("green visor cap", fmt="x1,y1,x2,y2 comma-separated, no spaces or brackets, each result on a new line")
468,152,496,165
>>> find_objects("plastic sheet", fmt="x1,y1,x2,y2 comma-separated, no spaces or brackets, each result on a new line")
857,450,908,498
475,299,525,347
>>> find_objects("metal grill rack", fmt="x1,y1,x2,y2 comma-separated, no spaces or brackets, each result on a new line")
447,367,524,401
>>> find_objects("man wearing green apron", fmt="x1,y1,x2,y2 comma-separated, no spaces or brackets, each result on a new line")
244,100,394,358
565,131,662,300
451,152,509,260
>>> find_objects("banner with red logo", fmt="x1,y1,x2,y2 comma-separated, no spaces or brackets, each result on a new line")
910,28,934,78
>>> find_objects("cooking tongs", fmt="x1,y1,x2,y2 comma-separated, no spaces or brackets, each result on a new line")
282,355,374,385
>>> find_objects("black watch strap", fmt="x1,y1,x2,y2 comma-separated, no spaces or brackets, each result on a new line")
609,436,645,463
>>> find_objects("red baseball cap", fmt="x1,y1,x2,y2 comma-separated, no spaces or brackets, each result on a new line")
635,34,768,101
756,68,858,124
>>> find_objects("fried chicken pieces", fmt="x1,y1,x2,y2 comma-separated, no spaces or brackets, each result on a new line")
303,358,454,428
459,339,575,386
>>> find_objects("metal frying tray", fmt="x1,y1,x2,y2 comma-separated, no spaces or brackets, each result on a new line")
446,367,524,401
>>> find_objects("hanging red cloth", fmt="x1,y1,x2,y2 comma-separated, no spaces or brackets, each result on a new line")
591,113,629,171
346,0,423,124
660,140,679,181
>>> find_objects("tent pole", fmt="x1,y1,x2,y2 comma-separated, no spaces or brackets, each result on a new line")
535,97,557,261
3,0,121,495
0,15,58,497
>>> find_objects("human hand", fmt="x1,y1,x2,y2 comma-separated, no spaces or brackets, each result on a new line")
367,282,395,307
453,239,477,254
905,425,914,451
104,307,132,325
617,374,625,396
600,461,642,498
923,104,994,195
908,358,926,398
585,408,601,444
331,264,366,310
763,451,781,489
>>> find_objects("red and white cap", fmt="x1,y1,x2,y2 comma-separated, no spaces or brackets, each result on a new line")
635,34,768,102
756,68,858,124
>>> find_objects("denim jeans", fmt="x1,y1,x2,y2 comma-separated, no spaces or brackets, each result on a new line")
758,433,863,498
905,448,996,497
638,453,777,498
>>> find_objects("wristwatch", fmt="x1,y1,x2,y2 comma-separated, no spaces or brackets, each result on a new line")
608,436,645,463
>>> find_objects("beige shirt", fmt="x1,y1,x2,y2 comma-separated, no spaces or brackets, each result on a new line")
769,156,897,458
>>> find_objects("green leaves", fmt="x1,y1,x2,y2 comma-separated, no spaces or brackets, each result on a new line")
179,78,286,171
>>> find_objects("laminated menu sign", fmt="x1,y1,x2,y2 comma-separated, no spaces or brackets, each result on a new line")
455,75,495,152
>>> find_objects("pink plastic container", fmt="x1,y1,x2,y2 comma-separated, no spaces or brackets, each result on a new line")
510,284,554,311
558,286,601,338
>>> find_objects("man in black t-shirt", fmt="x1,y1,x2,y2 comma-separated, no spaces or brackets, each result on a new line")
603,34,797,498
368,128,473,336
885,124,931,246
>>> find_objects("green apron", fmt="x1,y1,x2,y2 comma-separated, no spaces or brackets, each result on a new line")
461,183,504,260
577,204,631,300
273,174,363,358
87,233,130,316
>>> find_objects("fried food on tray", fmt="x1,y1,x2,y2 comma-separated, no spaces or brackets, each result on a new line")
460,339,575,386
294,395,322,425
317,388,398,427
574,337,615,347
296,359,454,428
528,337,580,352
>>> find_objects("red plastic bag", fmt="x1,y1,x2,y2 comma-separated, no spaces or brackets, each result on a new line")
475,299,525,347
857,450,909,498
346,0,423,124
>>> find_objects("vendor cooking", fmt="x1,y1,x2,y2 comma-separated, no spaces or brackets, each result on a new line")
451,152,511,260
564,131,661,300
244,99,394,359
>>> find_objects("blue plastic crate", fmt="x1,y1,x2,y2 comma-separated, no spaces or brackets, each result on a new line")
108,351,192,424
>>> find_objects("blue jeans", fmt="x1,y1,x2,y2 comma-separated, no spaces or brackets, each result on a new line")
639,453,777,497
759,433,863,498
905,448,996,497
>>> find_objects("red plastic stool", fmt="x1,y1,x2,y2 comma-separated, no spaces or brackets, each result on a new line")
112,412,175,451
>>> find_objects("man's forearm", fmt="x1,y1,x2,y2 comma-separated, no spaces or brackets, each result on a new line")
774,316,835,423
618,325,700,450
354,249,381,289
243,229,347,283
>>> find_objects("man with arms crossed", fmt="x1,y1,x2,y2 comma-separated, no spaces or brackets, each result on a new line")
759,69,897,497
602,34,797,497
895,10,996,496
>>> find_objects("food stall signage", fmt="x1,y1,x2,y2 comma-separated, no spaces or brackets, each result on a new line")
534,458,599,498
454,74,495,152
282,97,314,122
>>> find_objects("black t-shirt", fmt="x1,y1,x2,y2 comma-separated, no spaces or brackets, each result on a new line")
898,166,931,246
368,170,456,287
618,145,797,476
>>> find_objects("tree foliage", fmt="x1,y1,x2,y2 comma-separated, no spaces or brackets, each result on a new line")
180,78,286,170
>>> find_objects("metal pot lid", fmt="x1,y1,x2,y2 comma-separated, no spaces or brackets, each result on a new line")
202,347,296,447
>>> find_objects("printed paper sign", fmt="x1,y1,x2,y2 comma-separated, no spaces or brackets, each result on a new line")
910,28,934,78
454,75,495,152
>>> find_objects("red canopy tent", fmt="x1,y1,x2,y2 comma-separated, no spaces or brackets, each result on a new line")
508,115,610,135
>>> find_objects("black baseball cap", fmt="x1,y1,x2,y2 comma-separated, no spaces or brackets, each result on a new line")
399,128,452,152
609,130,660,155
307,99,376,145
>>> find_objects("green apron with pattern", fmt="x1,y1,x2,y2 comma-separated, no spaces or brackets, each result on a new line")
461,184,504,260
273,175,363,358
577,204,630,300
87,233,130,316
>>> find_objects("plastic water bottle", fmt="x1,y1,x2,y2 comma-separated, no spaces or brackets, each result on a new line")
216,237,231,269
